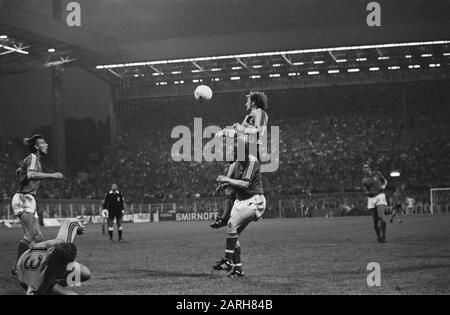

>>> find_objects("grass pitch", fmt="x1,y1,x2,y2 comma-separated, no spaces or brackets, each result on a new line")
1,215,449,295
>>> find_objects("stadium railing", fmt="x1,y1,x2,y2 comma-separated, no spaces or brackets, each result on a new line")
1,196,448,223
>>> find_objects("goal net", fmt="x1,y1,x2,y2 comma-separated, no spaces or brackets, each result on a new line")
430,188,450,214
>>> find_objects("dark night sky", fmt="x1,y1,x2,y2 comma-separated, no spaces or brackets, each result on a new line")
5,0,449,45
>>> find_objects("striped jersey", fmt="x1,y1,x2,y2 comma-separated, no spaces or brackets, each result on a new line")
17,246,49,295
241,108,269,144
16,153,42,196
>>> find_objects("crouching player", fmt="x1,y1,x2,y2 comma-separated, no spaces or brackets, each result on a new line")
16,219,91,295
213,140,266,278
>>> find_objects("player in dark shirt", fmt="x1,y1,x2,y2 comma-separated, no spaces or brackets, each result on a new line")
102,184,126,242
211,91,268,229
213,138,266,278
361,162,388,243
11,135,64,275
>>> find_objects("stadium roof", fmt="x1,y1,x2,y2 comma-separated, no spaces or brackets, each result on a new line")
1,0,449,77
0,2,120,74
94,40,450,101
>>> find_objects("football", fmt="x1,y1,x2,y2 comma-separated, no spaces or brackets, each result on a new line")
194,85,213,101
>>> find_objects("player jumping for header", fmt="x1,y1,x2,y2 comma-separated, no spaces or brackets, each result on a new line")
11,135,64,275
16,219,91,295
213,138,266,278
211,91,269,229
362,162,389,243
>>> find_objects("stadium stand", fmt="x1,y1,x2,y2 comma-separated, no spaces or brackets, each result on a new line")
1,80,449,213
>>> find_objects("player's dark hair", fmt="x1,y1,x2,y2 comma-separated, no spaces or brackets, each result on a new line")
23,134,44,153
247,91,268,110
36,243,77,295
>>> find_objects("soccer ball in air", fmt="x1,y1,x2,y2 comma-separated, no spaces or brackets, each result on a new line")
194,85,213,101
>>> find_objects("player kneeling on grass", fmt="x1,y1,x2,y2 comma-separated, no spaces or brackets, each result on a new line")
213,138,266,278
16,219,90,295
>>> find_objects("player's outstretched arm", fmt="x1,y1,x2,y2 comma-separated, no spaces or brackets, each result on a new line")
226,162,237,177
217,175,250,190
215,163,237,193
27,171,63,181
215,126,237,139
234,123,261,135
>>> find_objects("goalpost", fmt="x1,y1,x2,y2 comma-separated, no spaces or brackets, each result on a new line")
430,188,450,214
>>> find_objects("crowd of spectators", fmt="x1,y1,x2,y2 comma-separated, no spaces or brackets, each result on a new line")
1,81,449,208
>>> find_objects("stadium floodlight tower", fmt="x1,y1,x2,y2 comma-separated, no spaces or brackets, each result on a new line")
430,188,450,214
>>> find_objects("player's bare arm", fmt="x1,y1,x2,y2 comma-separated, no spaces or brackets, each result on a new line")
27,171,63,180
233,123,261,135
217,175,250,190
381,175,388,190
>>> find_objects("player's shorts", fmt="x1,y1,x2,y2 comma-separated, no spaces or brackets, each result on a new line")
368,193,387,219
108,209,123,221
367,193,387,210
12,193,38,219
229,195,266,234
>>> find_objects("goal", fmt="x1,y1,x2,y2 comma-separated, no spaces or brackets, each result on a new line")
430,188,450,214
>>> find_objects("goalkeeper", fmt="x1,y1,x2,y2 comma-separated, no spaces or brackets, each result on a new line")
16,219,91,295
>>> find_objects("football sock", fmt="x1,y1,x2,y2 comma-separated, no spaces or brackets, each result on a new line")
17,239,32,262
233,241,242,271
56,219,82,243
380,220,386,239
374,225,381,239
108,227,114,240
225,233,238,262
118,226,123,240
